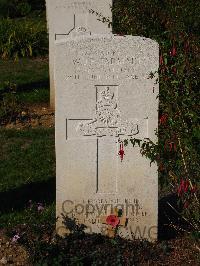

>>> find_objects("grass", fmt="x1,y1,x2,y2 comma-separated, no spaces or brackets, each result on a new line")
0,57,49,103
0,128,55,192
18,88,49,103
0,202,55,229
0,58,49,89
0,128,55,229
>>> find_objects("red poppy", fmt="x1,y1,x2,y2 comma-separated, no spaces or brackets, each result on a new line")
106,215,120,228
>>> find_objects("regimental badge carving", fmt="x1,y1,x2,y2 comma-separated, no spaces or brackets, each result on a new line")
77,86,139,137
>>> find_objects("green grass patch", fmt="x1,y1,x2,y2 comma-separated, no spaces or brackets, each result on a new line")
0,58,49,89
0,202,55,229
18,88,49,103
0,128,55,192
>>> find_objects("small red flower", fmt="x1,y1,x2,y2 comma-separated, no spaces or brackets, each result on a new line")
170,46,177,57
118,143,125,162
178,179,189,196
164,140,176,152
106,215,120,228
159,113,168,125
159,54,164,65
183,201,189,209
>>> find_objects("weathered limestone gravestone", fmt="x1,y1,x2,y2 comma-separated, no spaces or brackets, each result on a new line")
45,0,112,108
55,34,159,241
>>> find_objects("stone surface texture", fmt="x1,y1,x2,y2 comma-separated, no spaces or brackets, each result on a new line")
46,0,112,107
55,34,159,241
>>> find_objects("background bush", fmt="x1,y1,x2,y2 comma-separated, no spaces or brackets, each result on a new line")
0,18,48,59
113,0,199,230
0,0,45,18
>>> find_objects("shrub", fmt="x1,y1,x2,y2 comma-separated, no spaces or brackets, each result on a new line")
0,18,48,59
0,0,45,18
111,1,200,232
0,82,22,125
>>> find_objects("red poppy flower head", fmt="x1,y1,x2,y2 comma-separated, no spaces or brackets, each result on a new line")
106,215,120,228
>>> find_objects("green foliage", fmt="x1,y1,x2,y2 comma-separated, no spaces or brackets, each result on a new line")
0,82,22,125
0,18,48,59
0,0,45,18
16,2,32,16
112,0,200,37
112,0,200,230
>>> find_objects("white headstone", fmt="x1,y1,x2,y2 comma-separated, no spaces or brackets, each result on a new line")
45,0,112,108
55,34,159,241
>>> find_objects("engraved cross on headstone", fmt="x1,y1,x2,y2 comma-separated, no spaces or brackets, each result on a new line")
66,85,140,193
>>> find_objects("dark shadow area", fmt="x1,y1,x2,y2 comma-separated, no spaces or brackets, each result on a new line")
0,177,55,213
17,80,49,92
0,80,49,94
158,193,188,240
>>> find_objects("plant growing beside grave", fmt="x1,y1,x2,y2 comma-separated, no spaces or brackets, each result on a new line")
104,0,200,235
122,31,199,234
0,81,22,125
0,17,48,60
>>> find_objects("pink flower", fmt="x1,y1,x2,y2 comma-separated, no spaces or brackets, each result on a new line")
37,203,44,212
11,234,20,243
106,215,120,228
